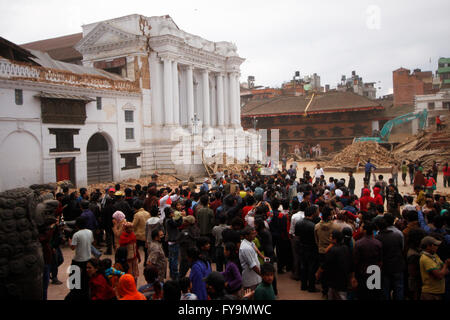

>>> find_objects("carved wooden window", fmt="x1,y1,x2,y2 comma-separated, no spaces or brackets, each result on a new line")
15,89,23,105
121,153,141,170
303,126,317,138
280,129,289,139
49,128,80,152
41,98,87,124
331,126,344,136
125,110,134,123
293,131,302,138
351,124,366,136
318,130,328,137
126,128,135,140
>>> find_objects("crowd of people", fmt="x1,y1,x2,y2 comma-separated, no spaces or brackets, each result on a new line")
40,160,450,301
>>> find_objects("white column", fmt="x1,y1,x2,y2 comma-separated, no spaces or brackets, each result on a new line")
235,73,241,127
229,73,236,126
202,69,210,127
224,73,230,126
217,73,225,127
172,60,180,125
163,58,173,125
150,53,162,125
210,75,217,127
186,65,195,127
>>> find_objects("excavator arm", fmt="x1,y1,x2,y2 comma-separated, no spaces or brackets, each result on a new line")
354,109,428,143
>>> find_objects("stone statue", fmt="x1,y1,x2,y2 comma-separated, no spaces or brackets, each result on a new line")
0,185,58,299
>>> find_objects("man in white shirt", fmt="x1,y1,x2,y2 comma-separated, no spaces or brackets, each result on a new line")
67,217,93,300
289,201,307,281
314,164,324,183
239,226,262,290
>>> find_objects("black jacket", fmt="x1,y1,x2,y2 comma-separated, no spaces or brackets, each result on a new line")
348,176,356,190
295,218,318,249
165,217,183,242
375,228,405,274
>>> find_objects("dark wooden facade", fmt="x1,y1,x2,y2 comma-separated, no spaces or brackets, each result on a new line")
242,110,382,155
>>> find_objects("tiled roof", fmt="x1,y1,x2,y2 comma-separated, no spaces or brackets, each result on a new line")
241,91,383,117
21,33,83,62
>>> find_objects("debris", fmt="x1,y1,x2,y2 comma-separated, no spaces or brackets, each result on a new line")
203,153,250,176
392,118,450,169
325,141,398,169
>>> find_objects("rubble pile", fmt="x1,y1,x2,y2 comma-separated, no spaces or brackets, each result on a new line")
393,119,450,168
203,153,250,177
325,141,398,169
84,175,181,194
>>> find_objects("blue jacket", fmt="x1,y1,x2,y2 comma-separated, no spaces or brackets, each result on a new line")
365,163,376,173
418,210,450,244
190,260,211,300
80,209,98,231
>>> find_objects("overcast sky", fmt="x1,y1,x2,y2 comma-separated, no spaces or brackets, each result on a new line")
1,0,449,97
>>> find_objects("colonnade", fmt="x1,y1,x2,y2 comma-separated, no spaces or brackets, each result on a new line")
152,54,241,128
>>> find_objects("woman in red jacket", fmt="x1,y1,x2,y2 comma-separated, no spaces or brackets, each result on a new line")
86,258,115,300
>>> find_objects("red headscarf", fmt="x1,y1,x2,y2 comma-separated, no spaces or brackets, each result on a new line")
118,274,146,300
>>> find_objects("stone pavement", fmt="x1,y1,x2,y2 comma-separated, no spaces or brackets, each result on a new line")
47,246,323,300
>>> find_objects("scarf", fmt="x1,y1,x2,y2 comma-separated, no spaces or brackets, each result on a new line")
113,211,126,222
119,230,137,246
118,274,146,300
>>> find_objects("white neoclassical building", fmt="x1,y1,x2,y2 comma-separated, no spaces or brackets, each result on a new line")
0,14,257,191
74,14,252,177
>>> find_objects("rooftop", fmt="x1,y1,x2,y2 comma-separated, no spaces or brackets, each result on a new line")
241,91,383,118
21,33,83,62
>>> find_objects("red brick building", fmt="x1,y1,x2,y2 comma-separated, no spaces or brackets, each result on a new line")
393,68,433,107
241,91,385,155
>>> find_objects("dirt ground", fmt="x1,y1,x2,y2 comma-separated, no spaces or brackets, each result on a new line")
288,161,449,197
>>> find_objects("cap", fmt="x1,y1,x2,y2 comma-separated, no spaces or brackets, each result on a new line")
203,271,225,289
335,189,343,197
421,236,442,248
114,191,124,196
173,211,182,220
204,178,209,182
183,215,196,224
108,188,116,193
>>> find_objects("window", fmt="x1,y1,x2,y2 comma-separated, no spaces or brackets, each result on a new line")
126,128,134,140
15,89,23,105
121,153,141,170
49,128,80,152
428,102,435,110
125,110,134,122
443,102,450,109
96,97,102,110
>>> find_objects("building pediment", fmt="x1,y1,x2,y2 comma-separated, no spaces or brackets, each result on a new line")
75,22,143,55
